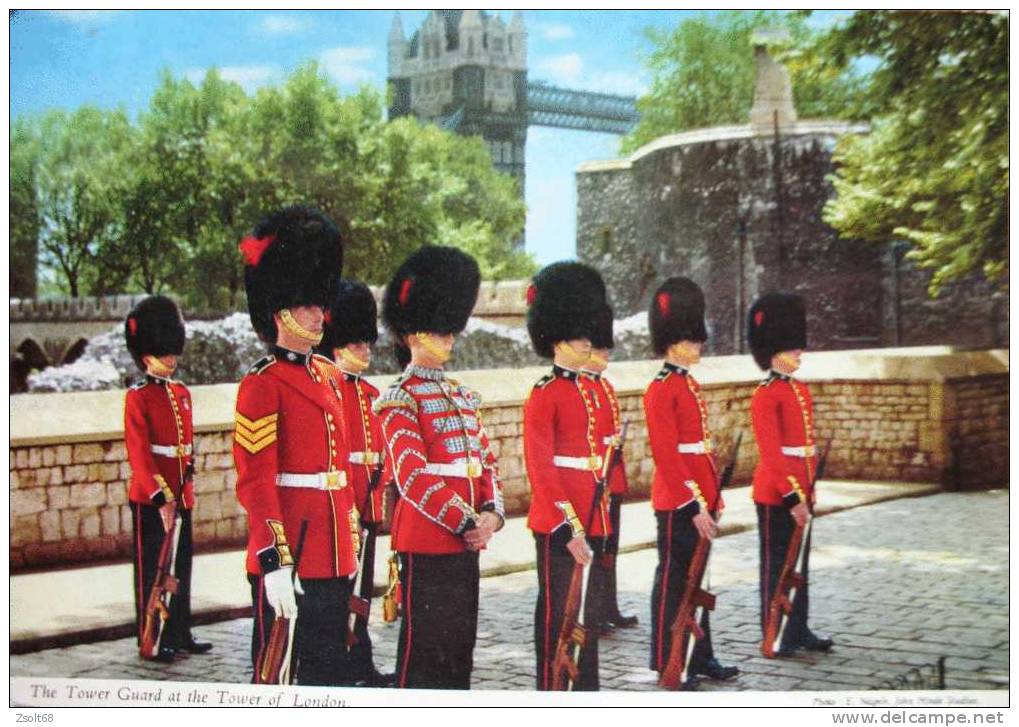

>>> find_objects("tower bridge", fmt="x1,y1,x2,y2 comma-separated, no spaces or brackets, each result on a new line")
387,10,639,205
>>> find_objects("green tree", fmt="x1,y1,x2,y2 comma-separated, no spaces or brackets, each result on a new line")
15,63,530,305
821,11,1007,294
33,107,133,297
10,117,41,298
622,11,871,153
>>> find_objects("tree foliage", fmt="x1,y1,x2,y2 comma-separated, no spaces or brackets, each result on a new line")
622,10,872,153
12,64,531,303
820,11,1007,294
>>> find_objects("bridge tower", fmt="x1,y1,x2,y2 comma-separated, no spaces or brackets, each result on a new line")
388,10,529,195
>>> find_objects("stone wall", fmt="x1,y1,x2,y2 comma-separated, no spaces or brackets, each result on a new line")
9,348,1008,571
577,124,1009,355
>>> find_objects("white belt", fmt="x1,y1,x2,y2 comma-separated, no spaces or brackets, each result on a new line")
782,445,816,458
276,471,348,490
348,451,383,466
553,455,603,471
150,443,192,457
677,440,712,455
423,458,483,479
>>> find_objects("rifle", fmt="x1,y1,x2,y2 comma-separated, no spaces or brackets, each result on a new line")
139,503,183,660
347,459,386,657
256,520,308,685
659,432,743,689
761,439,832,658
550,421,629,691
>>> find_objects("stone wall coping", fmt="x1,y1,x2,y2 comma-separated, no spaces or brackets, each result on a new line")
9,347,1007,447
577,120,871,174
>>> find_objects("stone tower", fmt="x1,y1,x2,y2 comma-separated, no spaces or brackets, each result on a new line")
576,39,1008,353
387,10,528,194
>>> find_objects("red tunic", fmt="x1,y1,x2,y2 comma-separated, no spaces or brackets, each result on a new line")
124,376,196,509
374,364,503,554
583,372,630,496
524,366,612,538
336,371,386,524
750,371,817,507
643,363,721,514
233,350,359,579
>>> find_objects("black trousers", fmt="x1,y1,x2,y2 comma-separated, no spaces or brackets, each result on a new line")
590,494,626,621
757,503,812,648
132,503,193,650
534,527,605,691
395,550,480,690
345,524,381,683
649,508,715,673
249,574,354,686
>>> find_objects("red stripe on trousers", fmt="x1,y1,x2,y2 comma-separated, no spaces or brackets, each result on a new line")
134,504,144,642
399,554,413,688
541,536,552,690
655,512,673,672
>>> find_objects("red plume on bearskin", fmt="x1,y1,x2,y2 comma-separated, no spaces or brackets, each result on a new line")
648,277,707,356
656,292,671,318
127,317,138,336
746,292,806,371
238,235,275,267
399,278,414,306
526,283,537,306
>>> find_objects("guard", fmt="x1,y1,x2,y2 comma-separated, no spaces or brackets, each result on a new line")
375,246,504,690
124,295,212,662
644,277,738,686
319,279,394,687
748,291,833,655
524,261,611,691
234,205,359,686
581,304,638,634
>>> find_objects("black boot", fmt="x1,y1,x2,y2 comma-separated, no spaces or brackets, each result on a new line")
605,567,638,628
692,657,739,681
179,634,213,654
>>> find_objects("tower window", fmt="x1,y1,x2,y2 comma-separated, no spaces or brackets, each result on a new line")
596,226,613,257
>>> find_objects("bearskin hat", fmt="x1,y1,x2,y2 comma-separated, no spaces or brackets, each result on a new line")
240,205,344,345
649,277,708,356
319,280,378,354
591,304,615,351
382,246,481,365
124,295,186,371
526,262,607,358
747,292,807,370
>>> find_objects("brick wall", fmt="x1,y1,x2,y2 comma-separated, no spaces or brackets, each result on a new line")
9,350,1008,571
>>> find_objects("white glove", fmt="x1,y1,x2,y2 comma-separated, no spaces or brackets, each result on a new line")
294,572,305,596
264,566,298,619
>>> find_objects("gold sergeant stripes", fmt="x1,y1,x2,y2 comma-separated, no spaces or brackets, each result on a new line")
235,412,279,454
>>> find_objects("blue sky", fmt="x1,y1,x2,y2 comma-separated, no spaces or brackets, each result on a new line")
10,9,815,266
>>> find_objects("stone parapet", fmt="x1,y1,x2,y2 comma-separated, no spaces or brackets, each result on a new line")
8,347,1007,570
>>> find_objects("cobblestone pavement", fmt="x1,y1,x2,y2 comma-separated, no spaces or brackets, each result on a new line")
11,491,1008,692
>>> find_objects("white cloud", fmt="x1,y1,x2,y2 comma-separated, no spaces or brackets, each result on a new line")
319,47,377,86
184,65,280,92
584,71,648,98
259,15,311,36
45,10,123,26
539,23,574,41
535,53,583,85
534,55,646,97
